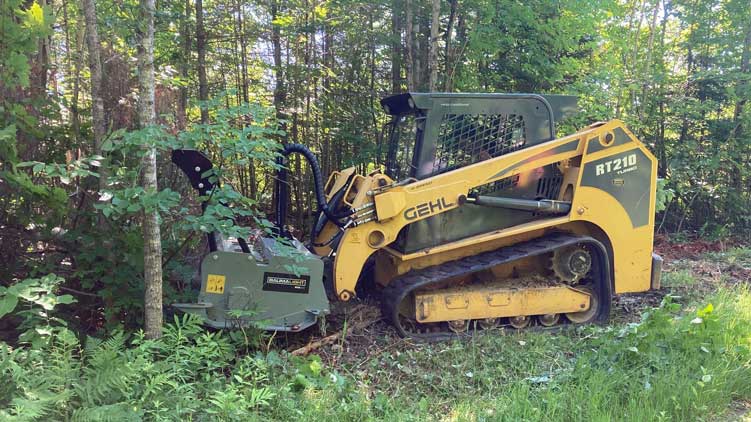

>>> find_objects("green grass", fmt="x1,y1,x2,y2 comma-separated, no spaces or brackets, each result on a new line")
706,247,751,268
663,268,699,287
3,256,751,421
262,286,751,422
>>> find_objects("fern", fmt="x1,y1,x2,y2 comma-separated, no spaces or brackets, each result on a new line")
70,402,142,422
75,332,132,406
2,312,285,421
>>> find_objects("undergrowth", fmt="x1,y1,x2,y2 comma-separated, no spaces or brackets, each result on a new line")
2,276,750,421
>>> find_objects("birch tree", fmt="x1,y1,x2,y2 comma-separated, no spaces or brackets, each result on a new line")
81,0,107,189
137,0,163,339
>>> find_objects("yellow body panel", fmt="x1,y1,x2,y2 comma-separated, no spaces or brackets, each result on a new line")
322,120,658,301
414,283,591,323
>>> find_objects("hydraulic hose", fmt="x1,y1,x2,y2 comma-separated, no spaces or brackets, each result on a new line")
275,144,355,236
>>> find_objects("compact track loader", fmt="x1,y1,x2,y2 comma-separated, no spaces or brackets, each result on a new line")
172,93,663,339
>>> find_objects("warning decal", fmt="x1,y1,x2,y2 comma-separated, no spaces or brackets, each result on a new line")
205,274,226,294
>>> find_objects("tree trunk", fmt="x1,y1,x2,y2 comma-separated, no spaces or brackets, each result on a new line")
137,0,163,339
428,0,440,91
68,1,85,142
178,0,191,129
271,0,286,120
237,0,249,105
638,0,660,123
405,0,415,91
448,12,467,92
196,0,209,124
30,0,50,101
414,16,422,90
443,0,457,91
730,12,751,191
391,0,402,93
82,0,107,185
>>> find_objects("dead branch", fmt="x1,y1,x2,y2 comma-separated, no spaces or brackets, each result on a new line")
290,304,381,356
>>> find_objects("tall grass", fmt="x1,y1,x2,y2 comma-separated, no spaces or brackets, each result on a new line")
267,287,751,421
2,280,749,421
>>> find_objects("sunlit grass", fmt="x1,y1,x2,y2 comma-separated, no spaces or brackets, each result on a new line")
268,284,751,421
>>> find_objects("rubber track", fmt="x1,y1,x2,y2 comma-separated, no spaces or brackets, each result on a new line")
380,233,610,341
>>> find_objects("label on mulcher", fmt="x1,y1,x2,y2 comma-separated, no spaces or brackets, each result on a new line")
262,272,310,294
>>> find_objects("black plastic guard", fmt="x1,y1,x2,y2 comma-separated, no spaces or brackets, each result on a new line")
172,149,215,196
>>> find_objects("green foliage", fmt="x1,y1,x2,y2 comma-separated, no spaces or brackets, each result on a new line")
3,268,751,421
0,314,279,421
655,178,675,213
0,274,76,347
0,0,53,89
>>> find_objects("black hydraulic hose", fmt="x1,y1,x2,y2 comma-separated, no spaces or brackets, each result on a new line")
309,185,348,243
275,144,355,235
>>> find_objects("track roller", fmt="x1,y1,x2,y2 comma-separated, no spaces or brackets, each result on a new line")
448,320,469,333
478,317,501,330
537,314,560,327
508,315,531,329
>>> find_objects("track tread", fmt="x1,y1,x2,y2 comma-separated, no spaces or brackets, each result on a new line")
380,233,612,340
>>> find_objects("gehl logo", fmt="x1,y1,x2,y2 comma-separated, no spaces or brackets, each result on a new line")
404,197,455,221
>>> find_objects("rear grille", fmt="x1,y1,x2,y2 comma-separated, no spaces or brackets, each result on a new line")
428,113,526,177
475,174,520,195
535,168,563,199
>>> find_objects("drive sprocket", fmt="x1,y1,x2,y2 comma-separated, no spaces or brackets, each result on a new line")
551,245,592,284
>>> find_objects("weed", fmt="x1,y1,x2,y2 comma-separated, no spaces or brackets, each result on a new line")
663,268,698,287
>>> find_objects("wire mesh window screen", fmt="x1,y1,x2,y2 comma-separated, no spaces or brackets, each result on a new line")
427,113,526,177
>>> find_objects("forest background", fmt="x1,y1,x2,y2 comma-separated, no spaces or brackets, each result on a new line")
2,0,751,419
2,0,750,335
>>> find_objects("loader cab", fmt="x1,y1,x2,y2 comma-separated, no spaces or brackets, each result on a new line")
380,92,580,253
381,92,578,182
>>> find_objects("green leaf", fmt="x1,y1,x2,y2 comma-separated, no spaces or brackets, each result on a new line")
0,295,19,318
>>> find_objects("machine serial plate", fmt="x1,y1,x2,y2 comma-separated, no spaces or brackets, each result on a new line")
262,272,310,294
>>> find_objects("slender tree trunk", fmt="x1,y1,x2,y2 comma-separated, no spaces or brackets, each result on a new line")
428,0,440,91
178,0,190,129
730,13,751,191
638,0,660,123
237,0,249,104
82,0,108,189
271,0,286,120
30,0,50,100
655,0,669,177
322,24,332,173
71,27,85,142
414,17,422,90
677,45,694,146
443,0,457,91
448,13,467,92
67,0,85,142
405,0,415,91
137,0,163,339
391,0,402,93
196,0,209,123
